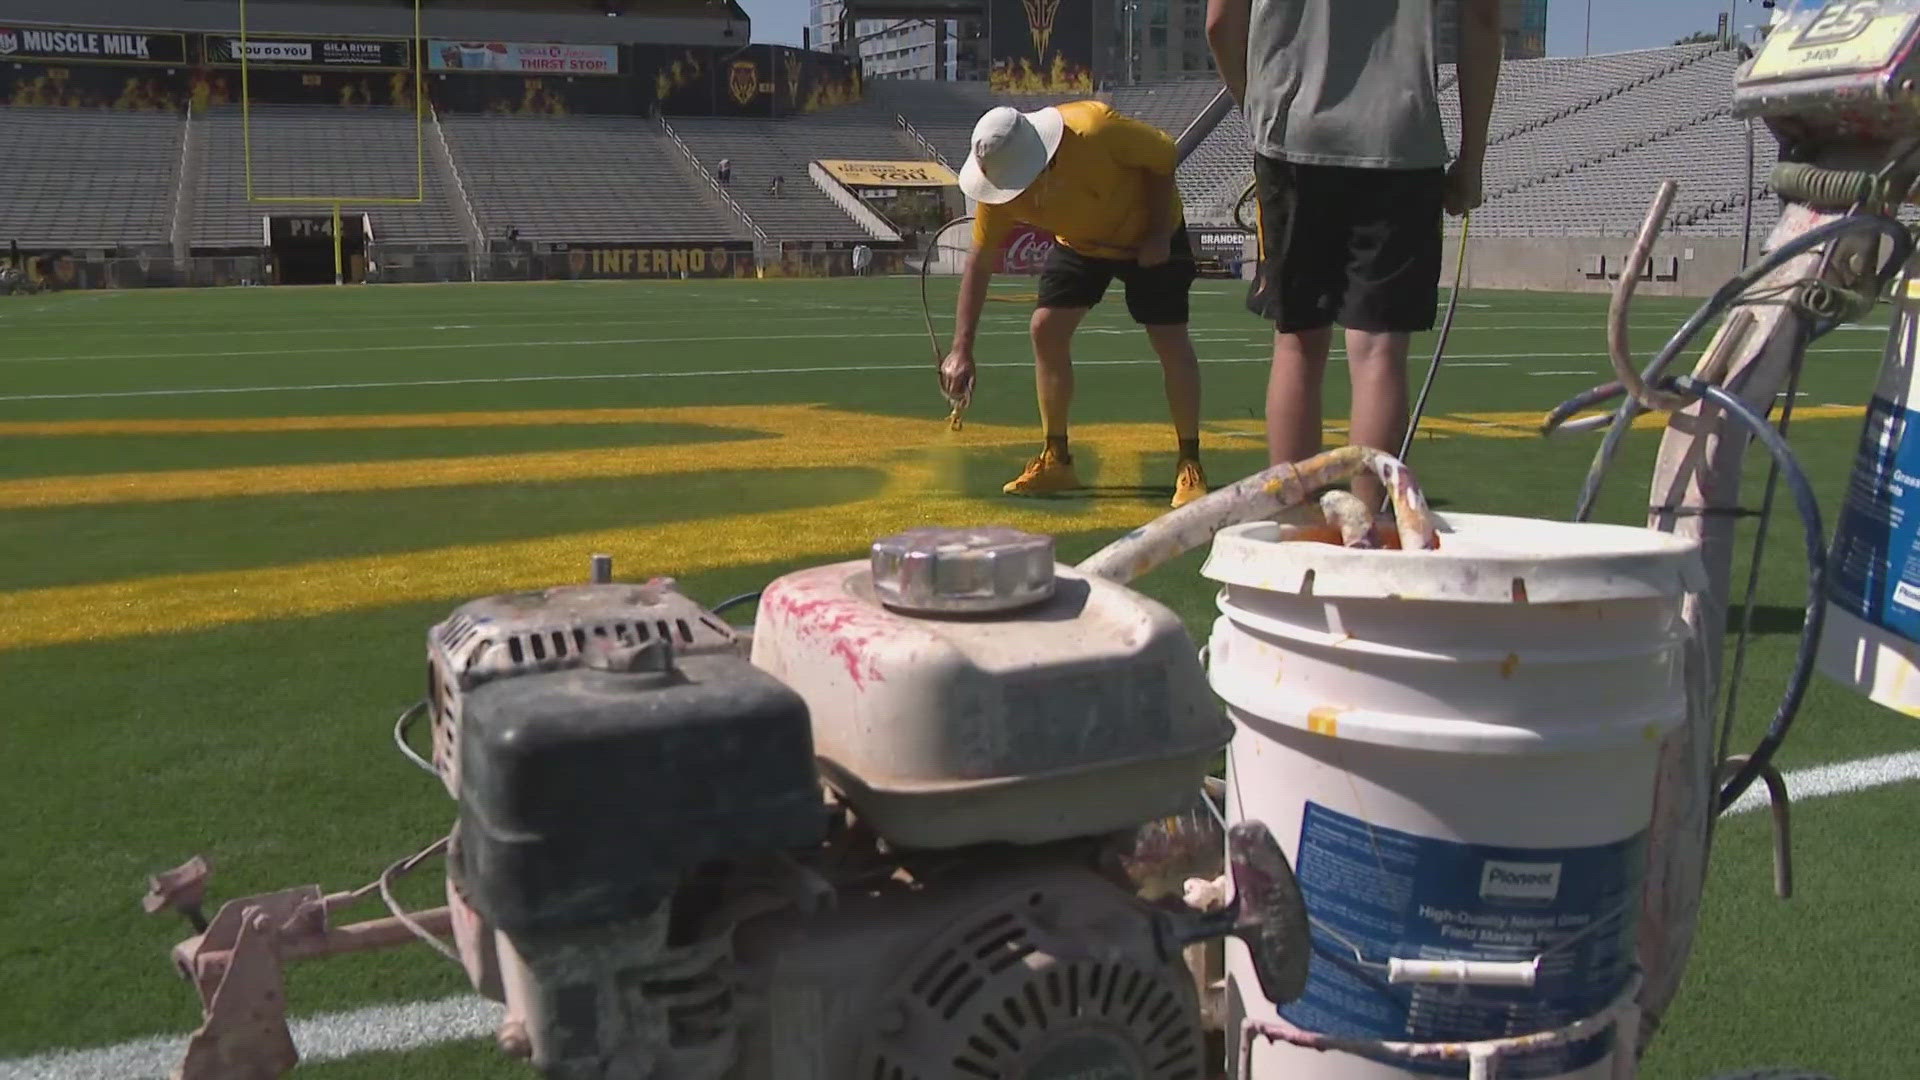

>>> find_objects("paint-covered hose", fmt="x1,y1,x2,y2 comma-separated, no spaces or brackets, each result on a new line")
1565,211,1913,521
1076,445,1437,585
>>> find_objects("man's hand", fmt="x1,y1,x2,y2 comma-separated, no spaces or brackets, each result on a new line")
1443,155,1484,217
939,348,976,406
1138,233,1172,268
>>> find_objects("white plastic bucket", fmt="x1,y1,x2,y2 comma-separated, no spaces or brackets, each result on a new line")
1204,512,1705,1080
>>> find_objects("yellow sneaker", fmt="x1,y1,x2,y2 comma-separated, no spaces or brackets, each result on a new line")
1003,447,1083,495
1171,458,1208,508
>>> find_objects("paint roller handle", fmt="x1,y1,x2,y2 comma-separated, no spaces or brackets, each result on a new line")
1386,957,1540,988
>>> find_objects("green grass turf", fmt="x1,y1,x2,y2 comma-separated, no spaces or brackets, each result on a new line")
0,278,1914,1079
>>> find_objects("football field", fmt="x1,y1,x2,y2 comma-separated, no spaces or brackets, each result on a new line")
1,276,1915,1079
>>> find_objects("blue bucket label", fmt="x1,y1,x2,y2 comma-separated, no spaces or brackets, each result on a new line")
1827,394,1920,645
1282,802,1645,1078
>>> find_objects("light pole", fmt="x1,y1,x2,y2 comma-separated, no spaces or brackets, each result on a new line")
1585,0,1592,56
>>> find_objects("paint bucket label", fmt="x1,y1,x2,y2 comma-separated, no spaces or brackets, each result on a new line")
1826,393,1920,645
1282,802,1645,1077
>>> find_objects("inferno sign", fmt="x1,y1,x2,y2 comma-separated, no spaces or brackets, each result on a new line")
559,243,753,280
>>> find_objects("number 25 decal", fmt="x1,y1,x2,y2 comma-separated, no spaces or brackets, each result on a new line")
1796,0,1881,47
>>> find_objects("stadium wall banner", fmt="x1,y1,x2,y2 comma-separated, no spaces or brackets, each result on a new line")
428,40,621,77
552,241,755,280
996,223,1057,275
988,0,1093,93
0,24,188,66
1194,228,1250,259
818,160,957,187
203,34,411,71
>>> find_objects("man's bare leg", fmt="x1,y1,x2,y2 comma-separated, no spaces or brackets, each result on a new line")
1266,326,1333,467
1005,305,1090,494
1144,322,1207,506
1143,323,1202,445
1344,327,1411,510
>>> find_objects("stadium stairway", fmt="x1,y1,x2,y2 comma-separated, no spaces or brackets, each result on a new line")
663,115,900,242
439,114,754,246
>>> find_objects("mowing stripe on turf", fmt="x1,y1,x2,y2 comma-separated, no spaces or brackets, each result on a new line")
0,348,1887,402
7,747,1914,1080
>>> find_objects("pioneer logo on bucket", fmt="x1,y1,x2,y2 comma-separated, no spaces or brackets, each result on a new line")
1479,860,1563,903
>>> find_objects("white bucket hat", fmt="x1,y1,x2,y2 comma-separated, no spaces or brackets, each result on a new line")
958,105,1066,205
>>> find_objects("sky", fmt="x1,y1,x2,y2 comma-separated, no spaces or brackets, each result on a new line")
728,0,1780,56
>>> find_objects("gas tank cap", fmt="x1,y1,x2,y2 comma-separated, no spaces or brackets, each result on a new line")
870,526,1056,615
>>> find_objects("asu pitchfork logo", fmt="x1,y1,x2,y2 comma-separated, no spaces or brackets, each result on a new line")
1023,0,1060,60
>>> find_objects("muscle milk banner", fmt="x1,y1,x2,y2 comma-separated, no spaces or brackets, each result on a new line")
0,24,188,66
988,0,1093,92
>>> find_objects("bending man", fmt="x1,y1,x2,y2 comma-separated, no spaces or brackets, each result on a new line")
938,101,1209,508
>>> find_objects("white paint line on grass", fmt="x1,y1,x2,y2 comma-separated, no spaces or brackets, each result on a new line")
0,995,502,1080
5,749,1916,1079
1724,748,1920,817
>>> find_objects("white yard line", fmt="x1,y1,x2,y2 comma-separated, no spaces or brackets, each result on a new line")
0,349,1887,404
5,748,1914,1079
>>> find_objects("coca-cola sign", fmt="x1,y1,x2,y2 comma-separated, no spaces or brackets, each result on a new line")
998,224,1056,275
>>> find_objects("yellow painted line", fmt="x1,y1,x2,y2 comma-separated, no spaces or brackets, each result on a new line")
0,409,1238,510
0,478,1185,653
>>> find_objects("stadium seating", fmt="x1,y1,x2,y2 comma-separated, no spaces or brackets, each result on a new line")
440,114,753,244
0,108,185,248
191,105,467,247
666,116,892,241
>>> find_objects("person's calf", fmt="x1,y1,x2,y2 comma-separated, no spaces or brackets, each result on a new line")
1344,328,1412,509
1142,322,1202,449
1266,326,1333,468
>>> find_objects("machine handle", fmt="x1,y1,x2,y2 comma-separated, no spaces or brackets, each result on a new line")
1386,957,1539,988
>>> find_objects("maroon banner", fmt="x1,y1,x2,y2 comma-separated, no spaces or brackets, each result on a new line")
996,223,1056,274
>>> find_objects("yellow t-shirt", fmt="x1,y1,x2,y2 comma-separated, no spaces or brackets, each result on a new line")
972,100,1184,262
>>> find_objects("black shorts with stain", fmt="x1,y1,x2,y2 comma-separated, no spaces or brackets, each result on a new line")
1037,223,1198,326
1246,155,1444,334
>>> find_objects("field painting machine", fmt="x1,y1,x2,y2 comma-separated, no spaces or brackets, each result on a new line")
144,6,1920,1078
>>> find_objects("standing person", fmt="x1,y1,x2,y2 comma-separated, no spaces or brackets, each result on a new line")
1206,0,1499,509
716,157,732,186
937,102,1209,509
852,242,872,277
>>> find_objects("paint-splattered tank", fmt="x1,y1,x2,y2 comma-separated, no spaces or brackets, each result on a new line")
750,526,1231,850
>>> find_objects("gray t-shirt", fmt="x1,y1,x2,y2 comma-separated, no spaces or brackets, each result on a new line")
1244,0,1447,170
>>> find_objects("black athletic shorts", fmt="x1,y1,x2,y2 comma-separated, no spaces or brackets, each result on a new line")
1038,223,1197,326
1246,156,1444,334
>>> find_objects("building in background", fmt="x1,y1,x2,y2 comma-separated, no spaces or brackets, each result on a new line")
1435,0,1548,64
1108,0,1215,82
809,0,982,79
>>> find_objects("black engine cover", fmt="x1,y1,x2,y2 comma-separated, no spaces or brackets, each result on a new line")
455,646,824,932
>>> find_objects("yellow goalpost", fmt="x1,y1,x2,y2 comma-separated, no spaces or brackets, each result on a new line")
237,0,426,283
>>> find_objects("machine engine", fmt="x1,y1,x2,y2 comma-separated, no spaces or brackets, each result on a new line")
405,529,1265,1080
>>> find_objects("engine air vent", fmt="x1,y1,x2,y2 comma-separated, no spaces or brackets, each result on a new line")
860,876,1203,1080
